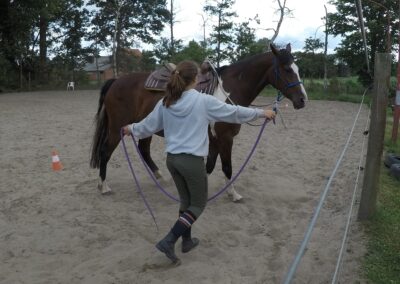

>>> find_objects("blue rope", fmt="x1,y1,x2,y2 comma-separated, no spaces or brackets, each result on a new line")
120,129,159,231
125,117,271,203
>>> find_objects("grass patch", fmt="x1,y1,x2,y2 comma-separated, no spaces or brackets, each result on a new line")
362,109,400,283
259,84,372,105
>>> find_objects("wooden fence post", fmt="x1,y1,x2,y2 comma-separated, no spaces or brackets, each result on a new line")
358,53,391,220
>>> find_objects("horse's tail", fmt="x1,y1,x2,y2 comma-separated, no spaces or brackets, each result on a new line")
90,78,116,169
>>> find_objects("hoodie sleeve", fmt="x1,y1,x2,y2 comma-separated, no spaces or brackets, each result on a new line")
128,101,164,139
205,95,264,123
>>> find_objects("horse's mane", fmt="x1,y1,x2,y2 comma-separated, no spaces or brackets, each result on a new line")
276,49,294,65
216,52,268,75
216,48,294,75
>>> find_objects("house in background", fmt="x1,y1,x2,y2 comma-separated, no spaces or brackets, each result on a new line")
83,49,142,82
83,56,113,81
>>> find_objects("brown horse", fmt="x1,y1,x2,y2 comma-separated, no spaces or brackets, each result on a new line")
90,43,307,200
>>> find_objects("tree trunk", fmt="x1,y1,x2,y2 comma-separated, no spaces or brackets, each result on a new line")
170,0,175,56
19,56,23,90
270,0,288,44
112,3,121,78
323,5,328,90
217,11,221,67
39,13,48,83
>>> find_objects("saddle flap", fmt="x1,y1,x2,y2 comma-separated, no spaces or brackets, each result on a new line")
144,63,175,91
195,72,218,95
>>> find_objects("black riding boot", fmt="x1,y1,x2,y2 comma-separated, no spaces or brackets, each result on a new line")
156,211,195,263
155,231,179,263
182,227,200,253
179,210,199,253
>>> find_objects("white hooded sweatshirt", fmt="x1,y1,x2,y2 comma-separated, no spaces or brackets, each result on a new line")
129,89,264,157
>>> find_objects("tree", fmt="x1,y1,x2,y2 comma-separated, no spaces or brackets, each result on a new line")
53,0,90,81
172,40,211,63
137,50,157,71
0,0,89,88
233,20,264,61
168,0,184,57
328,0,399,85
304,37,324,54
89,0,169,76
33,0,88,83
203,0,237,67
0,0,36,88
268,0,292,45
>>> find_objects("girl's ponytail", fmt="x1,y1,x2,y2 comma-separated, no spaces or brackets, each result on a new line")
163,61,199,108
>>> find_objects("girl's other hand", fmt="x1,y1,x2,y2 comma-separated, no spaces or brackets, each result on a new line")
264,109,276,120
122,125,131,136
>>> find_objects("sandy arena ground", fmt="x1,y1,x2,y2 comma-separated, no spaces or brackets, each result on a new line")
0,90,369,284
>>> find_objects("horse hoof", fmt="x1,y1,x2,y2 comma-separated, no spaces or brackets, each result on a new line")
232,194,243,202
101,187,113,195
99,180,112,195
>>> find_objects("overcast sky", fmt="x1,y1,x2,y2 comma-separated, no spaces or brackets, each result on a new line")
159,0,340,52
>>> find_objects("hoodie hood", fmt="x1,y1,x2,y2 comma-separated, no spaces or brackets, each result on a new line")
165,89,198,117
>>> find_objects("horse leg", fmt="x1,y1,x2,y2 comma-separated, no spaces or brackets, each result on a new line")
218,137,243,202
98,131,121,195
206,136,219,175
138,137,163,179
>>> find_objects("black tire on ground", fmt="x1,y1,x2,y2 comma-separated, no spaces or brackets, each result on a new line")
389,164,400,181
384,153,400,168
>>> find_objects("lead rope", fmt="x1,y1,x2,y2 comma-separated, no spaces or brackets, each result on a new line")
120,129,159,231
120,116,272,209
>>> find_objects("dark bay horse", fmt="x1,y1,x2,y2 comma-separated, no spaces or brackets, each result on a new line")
90,44,307,200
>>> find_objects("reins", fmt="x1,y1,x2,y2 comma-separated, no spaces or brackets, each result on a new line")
120,128,159,231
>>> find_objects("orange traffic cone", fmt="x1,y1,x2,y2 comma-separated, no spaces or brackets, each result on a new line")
52,150,63,171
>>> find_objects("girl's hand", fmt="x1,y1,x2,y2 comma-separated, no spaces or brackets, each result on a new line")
264,109,276,120
122,125,132,136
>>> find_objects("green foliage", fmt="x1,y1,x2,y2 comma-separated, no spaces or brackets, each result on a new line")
89,0,169,46
232,20,265,61
328,0,399,85
0,0,90,89
363,115,400,283
303,37,324,54
171,40,212,64
0,54,19,91
136,50,157,72
294,52,329,78
88,0,169,75
300,77,371,104
203,0,237,67
153,37,183,64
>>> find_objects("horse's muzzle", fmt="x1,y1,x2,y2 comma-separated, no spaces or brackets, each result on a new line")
293,97,306,109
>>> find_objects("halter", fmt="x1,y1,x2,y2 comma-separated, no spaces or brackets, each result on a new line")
273,57,303,91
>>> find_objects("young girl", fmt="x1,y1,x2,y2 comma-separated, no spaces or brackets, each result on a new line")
122,60,276,264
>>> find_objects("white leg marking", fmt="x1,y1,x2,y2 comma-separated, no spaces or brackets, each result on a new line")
100,179,112,195
226,177,243,202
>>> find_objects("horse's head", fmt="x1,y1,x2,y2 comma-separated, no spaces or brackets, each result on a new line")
270,43,307,109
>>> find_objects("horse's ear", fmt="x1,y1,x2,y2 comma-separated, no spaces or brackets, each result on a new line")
286,43,291,53
270,44,279,57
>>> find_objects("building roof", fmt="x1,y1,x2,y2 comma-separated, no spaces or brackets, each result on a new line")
83,56,112,72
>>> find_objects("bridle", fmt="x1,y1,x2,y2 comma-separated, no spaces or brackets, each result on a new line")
273,57,303,92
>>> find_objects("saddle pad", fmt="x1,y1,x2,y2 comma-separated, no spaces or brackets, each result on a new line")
144,63,217,95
